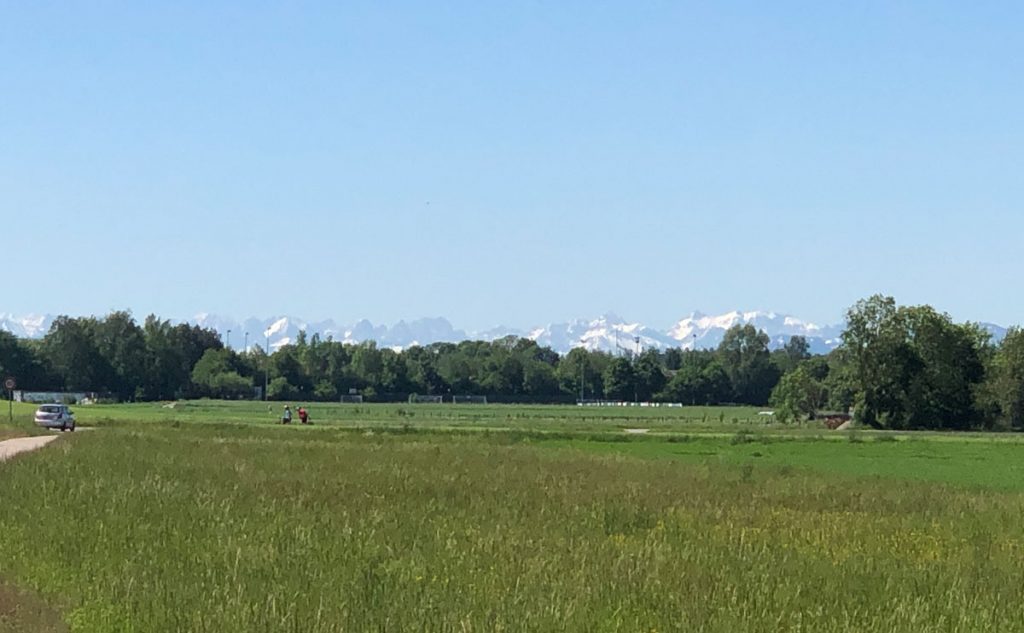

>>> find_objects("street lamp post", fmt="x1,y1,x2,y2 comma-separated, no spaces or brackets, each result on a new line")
226,329,231,350
244,332,249,353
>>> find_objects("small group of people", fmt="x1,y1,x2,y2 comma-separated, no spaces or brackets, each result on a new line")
281,405,311,425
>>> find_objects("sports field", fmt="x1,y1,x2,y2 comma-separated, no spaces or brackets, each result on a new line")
3,401,1024,631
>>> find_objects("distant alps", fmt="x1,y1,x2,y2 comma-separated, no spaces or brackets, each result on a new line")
1,310,1008,356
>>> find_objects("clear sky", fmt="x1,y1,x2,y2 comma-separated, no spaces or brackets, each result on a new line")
2,2,1022,330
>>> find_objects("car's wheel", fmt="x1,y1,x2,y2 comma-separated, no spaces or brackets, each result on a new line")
69,424,75,432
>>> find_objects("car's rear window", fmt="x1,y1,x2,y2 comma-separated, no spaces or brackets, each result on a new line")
39,406,61,413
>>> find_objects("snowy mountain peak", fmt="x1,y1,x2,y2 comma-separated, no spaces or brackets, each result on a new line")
0,313,54,339
666,310,842,353
4,309,1005,356
265,317,291,338
595,312,626,326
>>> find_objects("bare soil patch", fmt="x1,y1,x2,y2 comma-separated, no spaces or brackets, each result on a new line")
0,582,67,633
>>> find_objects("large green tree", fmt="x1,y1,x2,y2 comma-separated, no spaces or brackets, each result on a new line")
93,311,147,399
404,345,447,395
0,331,50,388
717,325,780,405
770,359,829,423
556,348,608,400
658,352,731,405
985,328,1024,428
633,349,666,401
42,316,110,391
842,295,988,429
602,357,636,401
772,335,812,375
191,348,253,399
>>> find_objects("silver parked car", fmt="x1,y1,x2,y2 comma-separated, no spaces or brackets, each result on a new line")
34,404,76,432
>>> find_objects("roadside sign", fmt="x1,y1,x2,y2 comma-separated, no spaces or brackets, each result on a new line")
4,377,11,424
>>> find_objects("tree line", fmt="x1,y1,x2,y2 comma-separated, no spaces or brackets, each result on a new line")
1,296,1022,430
770,295,1024,430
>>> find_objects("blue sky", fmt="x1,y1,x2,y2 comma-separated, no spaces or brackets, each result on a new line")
2,2,1022,329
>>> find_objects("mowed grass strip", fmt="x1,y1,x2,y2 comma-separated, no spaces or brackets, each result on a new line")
1,426,1024,632
546,432,1024,491
73,400,768,434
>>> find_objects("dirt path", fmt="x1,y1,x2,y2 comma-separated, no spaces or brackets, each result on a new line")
0,435,61,463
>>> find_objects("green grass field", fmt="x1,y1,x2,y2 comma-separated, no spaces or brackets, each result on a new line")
0,403,51,441
64,399,772,431
3,401,1024,631
3,399,767,437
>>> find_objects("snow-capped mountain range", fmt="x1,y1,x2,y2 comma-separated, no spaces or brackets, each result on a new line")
0,311,1008,356
0,314,54,339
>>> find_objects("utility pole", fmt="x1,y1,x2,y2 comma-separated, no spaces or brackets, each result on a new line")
244,332,249,353
226,329,232,350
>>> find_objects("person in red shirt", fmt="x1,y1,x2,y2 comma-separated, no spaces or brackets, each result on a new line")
298,406,310,425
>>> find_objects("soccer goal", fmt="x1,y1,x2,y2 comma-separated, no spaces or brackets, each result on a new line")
409,394,444,404
452,395,487,404
339,394,364,403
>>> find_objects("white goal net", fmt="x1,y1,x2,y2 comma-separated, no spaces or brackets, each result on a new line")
452,395,487,404
409,395,444,404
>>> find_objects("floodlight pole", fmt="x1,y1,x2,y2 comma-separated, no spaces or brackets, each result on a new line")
264,332,270,401
634,336,640,403
692,334,697,405
579,338,586,402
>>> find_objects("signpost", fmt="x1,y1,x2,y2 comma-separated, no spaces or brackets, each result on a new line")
4,377,14,425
